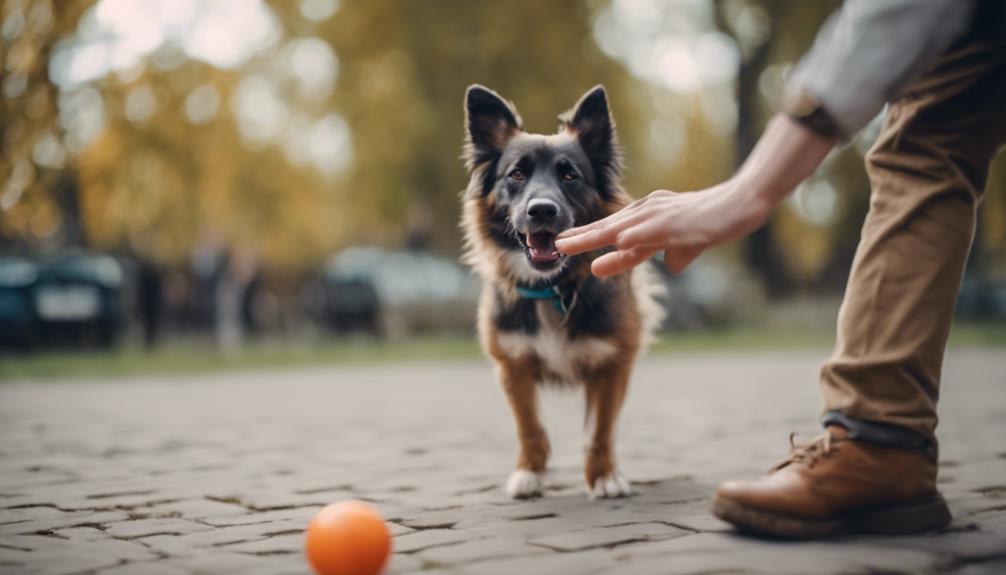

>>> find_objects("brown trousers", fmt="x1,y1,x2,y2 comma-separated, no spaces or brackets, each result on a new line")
820,37,1006,446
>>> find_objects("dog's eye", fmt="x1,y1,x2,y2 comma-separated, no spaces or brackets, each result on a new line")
509,169,525,182
562,170,578,182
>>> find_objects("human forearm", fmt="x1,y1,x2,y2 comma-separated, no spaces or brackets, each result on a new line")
729,113,836,225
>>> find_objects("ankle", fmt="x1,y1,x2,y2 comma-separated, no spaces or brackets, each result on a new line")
821,411,937,462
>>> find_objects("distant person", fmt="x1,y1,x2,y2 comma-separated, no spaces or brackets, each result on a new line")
136,258,163,349
557,0,1005,538
241,266,265,338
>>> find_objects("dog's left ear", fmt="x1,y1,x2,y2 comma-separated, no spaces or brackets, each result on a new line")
559,85,620,184
464,85,523,172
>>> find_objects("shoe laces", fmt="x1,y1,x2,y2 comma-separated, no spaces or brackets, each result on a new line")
770,431,843,472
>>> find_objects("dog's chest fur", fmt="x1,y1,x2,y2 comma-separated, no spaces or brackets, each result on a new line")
496,312,618,381
487,275,628,382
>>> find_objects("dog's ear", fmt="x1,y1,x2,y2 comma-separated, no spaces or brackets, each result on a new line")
559,85,620,186
463,85,523,172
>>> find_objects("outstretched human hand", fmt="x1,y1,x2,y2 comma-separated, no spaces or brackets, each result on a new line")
555,115,836,278
555,184,769,278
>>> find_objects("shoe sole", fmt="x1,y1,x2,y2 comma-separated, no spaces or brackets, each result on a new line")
711,493,952,539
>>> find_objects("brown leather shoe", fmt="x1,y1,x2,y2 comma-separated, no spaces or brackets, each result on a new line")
712,426,951,538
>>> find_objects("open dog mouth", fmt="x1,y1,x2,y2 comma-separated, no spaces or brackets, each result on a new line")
524,231,563,268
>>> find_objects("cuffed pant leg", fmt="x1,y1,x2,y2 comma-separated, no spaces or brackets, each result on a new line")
820,39,1006,451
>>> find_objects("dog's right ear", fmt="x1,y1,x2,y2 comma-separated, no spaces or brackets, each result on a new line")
463,85,523,172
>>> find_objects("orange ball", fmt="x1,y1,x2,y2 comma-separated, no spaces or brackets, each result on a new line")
305,501,392,575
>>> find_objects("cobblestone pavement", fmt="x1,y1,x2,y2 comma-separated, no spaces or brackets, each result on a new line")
1,347,1005,574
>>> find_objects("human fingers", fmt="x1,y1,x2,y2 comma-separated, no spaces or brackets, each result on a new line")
590,247,659,278
555,210,650,255
557,190,671,241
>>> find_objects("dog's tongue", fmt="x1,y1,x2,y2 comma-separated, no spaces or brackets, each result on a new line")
527,232,560,263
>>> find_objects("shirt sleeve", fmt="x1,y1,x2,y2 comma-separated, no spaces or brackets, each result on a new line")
788,0,977,139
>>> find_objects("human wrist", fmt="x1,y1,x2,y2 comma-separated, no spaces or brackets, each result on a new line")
723,174,774,232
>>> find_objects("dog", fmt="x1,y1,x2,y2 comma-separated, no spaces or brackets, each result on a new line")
459,84,663,499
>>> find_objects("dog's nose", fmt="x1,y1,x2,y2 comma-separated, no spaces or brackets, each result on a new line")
526,198,559,221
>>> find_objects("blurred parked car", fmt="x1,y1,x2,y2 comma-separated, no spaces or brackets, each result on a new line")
315,247,479,337
0,252,125,349
956,276,1006,321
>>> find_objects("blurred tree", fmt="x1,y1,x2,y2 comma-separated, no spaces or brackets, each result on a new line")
75,62,342,268
0,0,90,248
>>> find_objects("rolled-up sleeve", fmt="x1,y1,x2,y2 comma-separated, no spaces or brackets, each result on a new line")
789,0,977,138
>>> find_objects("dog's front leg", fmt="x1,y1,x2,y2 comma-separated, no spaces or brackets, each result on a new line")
583,362,632,498
496,359,550,499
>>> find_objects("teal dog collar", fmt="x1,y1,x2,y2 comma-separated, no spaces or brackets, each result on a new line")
516,285,569,314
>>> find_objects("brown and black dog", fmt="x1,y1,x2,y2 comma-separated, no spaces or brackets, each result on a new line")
459,85,662,499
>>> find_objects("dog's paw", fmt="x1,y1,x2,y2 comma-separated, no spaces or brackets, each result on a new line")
588,472,632,499
505,469,544,499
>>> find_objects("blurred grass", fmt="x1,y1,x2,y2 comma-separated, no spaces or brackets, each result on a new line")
1,322,1003,382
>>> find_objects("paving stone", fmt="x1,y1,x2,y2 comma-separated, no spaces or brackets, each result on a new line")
417,535,551,566
0,510,131,535
659,511,732,533
466,515,588,539
143,498,250,520
199,505,321,527
218,533,304,555
606,533,941,575
162,550,302,574
460,548,617,575
139,528,269,556
103,517,214,539
396,510,464,530
96,560,192,574
11,539,158,575
14,548,123,575
9,532,157,557
600,548,780,575
529,521,690,552
977,511,1006,535
0,545,30,566
384,552,426,574
56,525,113,542
225,490,332,511
392,528,477,554
386,521,416,536
857,530,1006,564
